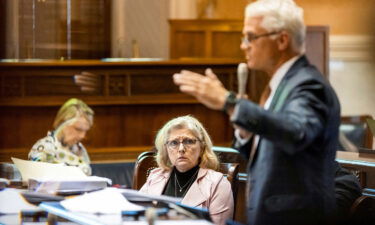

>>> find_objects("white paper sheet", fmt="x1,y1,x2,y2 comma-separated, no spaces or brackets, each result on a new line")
12,158,111,194
12,157,87,181
60,188,144,214
121,189,182,204
0,188,38,214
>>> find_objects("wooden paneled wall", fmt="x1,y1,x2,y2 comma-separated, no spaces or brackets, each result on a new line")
0,0,5,58
170,21,329,77
0,22,330,162
0,59,240,162
2,0,111,59
169,22,329,107
169,20,244,59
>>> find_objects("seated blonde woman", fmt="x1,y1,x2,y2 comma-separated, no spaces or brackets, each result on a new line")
140,115,233,225
28,98,94,175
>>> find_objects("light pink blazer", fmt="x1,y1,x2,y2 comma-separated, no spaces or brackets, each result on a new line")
140,167,234,225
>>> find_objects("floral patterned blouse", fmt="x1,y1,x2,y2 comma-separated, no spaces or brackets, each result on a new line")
28,131,92,175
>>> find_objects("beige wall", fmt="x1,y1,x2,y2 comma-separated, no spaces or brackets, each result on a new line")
111,0,169,58
174,0,375,120
199,0,375,36
297,0,375,35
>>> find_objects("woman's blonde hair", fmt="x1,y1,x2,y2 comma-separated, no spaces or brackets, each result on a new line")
53,98,94,129
155,115,219,171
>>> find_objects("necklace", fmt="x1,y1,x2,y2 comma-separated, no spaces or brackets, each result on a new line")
175,169,199,192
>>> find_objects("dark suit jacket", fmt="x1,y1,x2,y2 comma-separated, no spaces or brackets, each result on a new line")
232,56,341,225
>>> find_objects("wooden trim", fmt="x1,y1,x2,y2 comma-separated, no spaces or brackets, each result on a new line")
0,95,199,106
337,151,375,164
0,146,152,163
0,59,240,106
330,35,375,61
0,1,5,58
0,58,241,67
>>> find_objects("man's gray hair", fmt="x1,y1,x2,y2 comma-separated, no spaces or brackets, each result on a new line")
245,0,306,54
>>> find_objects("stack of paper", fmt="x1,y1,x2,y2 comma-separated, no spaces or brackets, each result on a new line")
28,176,110,194
12,158,111,194
60,188,144,214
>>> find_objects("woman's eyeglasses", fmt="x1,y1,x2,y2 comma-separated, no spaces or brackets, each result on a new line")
166,138,200,150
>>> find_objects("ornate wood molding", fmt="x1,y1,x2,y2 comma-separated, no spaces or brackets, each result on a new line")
0,59,240,106
330,35,375,61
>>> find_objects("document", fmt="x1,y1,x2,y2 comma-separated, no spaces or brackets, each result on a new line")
60,188,144,214
12,157,87,181
121,189,182,204
12,158,111,194
28,176,110,194
0,188,38,214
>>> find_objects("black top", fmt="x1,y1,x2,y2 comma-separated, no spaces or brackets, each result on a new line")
162,165,199,198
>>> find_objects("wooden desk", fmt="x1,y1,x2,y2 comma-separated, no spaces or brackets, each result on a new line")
336,151,375,188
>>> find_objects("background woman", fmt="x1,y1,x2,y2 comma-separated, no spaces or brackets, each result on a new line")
28,98,94,175
140,115,233,225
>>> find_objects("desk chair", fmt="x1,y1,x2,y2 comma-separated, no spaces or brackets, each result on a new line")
349,192,375,225
132,151,158,190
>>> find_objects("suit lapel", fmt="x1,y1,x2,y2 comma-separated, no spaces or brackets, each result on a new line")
269,56,309,112
250,56,309,167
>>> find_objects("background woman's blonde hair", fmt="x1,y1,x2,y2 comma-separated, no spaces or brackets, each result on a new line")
53,98,94,129
155,115,219,171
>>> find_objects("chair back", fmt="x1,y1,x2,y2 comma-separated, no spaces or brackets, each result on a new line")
349,193,375,225
132,151,158,190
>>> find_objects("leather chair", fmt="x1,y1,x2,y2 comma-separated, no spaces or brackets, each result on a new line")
132,151,158,190
348,192,375,225
339,115,373,150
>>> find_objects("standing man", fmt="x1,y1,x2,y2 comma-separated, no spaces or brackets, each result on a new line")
173,0,340,224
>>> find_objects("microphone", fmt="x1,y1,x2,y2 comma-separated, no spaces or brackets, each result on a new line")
237,63,248,98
